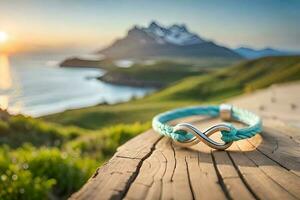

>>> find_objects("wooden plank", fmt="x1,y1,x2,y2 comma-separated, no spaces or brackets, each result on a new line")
71,82,300,200
69,130,161,200
160,139,177,200
189,118,254,200
187,144,227,200
71,121,300,200
213,150,255,200
236,139,300,198
126,137,195,200
168,117,226,199
171,144,194,200
125,138,169,200
249,126,300,176
228,143,297,200
145,138,169,200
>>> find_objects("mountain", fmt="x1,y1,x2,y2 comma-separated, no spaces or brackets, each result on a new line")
234,47,299,59
98,21,242,59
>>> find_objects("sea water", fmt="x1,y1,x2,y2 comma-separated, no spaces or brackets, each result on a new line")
0,54,154,117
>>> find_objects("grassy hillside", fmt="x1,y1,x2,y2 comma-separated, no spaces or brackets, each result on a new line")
44,56,300,129
0,113,150,199
1,56,300,199
63,58,240,87
100,61,203,87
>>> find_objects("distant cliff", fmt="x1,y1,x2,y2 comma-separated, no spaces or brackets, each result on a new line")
60,57,101,68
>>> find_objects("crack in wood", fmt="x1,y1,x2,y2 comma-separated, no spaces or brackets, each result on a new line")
115,155,142,160
271,139,279,154
170,142,177,182
185,157,196,200
120,136,163,199
226,152,260,200
211,151,233,200
247,139,292,172
238,141,300,199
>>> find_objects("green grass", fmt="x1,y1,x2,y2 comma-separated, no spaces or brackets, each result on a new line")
100,59,239,86
0,115,87,148
0,145,98,200
44,56,300,130
1,55,300,199
0,114,150,199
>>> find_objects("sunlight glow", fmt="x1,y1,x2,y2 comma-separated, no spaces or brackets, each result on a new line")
0,54,22,114
0,54,12,111
0,55,12,90
0,31,8,43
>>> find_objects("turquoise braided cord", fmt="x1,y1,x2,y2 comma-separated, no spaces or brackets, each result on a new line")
152,105,262,143
220,107,262,142
152,106,220,142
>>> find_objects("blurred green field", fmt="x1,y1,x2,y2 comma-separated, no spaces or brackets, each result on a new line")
98,58,239,87
45,56,300,129
0,114,150,199
1,56,300,199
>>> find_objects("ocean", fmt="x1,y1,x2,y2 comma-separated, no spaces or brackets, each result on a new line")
0,54,154,117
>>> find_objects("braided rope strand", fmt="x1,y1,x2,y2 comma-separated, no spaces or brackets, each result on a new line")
152,105,262,144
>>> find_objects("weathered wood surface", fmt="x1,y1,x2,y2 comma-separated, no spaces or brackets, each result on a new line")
70,82,300,200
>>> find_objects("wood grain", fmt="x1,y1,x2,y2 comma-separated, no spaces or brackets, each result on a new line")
70,82,300,200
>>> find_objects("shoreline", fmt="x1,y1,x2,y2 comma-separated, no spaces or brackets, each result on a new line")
98,74,165,88
60,58,166,88
59,57,104,69
3,61,155,118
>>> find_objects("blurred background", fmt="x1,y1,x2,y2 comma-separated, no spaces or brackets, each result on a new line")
0,0,299,199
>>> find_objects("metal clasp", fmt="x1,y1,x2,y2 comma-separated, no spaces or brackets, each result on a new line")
220,104,232,121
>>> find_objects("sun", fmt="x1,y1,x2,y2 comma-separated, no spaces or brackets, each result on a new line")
0,32,8,43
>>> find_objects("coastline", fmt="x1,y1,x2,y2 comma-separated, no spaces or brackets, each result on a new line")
60,57,104,68
60,57,166,88
2,57,155,118
98,74,165,88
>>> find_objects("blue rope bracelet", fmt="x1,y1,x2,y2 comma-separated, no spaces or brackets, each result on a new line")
152,104,262,150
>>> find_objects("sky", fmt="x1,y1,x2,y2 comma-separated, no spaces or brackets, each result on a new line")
0,0,299,53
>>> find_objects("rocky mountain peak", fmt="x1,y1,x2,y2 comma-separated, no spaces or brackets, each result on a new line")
126,21,206,46
98,21,242,59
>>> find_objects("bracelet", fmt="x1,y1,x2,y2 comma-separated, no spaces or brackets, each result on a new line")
152,104,262,150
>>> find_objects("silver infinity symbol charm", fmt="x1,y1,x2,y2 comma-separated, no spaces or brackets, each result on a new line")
173,123,233,150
